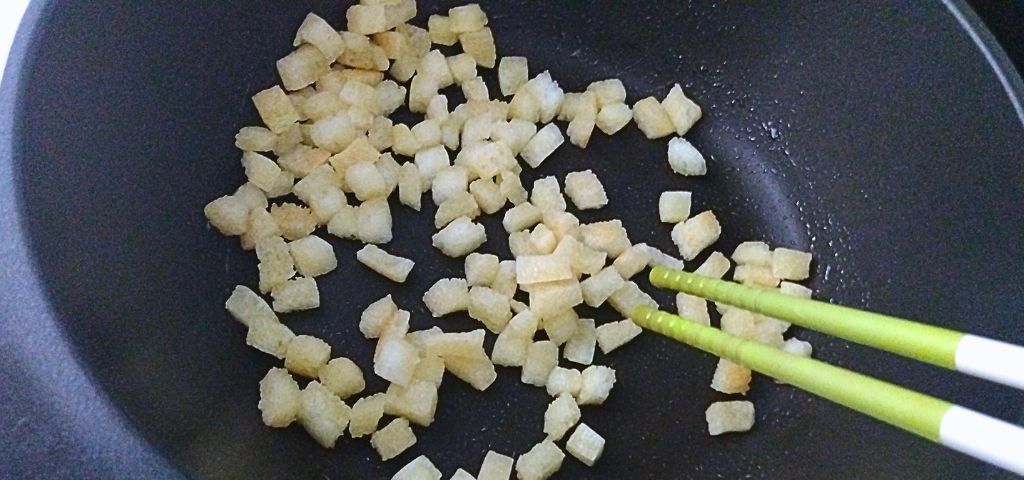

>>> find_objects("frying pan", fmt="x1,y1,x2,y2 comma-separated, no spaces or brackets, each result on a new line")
1,1,1022,478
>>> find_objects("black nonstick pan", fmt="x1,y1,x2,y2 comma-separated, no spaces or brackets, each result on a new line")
1,1,1022,478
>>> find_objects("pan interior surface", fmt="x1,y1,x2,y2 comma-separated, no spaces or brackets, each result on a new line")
5,1,1023,478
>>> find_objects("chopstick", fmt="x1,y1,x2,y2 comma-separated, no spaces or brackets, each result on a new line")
648,266,1024,391
629,306,1024,476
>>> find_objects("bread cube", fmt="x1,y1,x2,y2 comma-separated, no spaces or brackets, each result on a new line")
235,126,277,152
414,144,451,184
783,338,813,357
284,335,331,378
427,15,457,46
258,367,302,428
415,280,469,320
451,469,475,480
545,367,582,398
566,92,597,148
587,79,627,108
578,365,616,405
356,198,393,244
395,163,423,211
264,171,296,199
256,236,296,293
253,86,301,133
458,254,498,288
580,267,625,308
381,0,417,29
671,210,721,260
515,439,564,480
520,123,564,168
543,394,581,441
347,4,388,35
349,393,387,438
449,4,488,33
385,379,439,427
694,251,730,278
458,28,496,68
528,279,583,319
496,56,529,97
732,241,772,266
279,145,332,177
706,401,755,435
270,202,317,241
478,451,514,480
771,247,812,280
779,281,813,299
642,244,685,270
393,455,442,480
431,166,470,206
721,308,758,341
435,191,481,229
596,103,632,135
596,319,643,354
579,220,631,258
418,50,454,89
372,30,406,60
560,170,605,211
271,276,320,313
711,358,752,394
246,321,296,359
515,254,573,286
205,194,252,236
288,235,337,278
240,152,283,193
299,381,351,448
661,84,702,136
492,119,537,155
294,13,345,60
570,243,607,278
318,357,365,400
542,309,580,346
491,310,538,367
468,286,513,333
733,264,780,287
528,178,564,216
522,340,559,387
447,53,479,85
292,166,348,225
374,81,407,116
566,423,605,467
422,331,496,390
225,285,277,329
612,243,652,280
374,335,421,386
357,244,415,283
658,191,692,224
667,137,707,176
339,32,390,71
325,205,358,241
529,225,558,254
277,44,329,91
412,119,443,150
633,97,675,139
469,177,506,214
462,77,489,102
676,293,711,326
371,418,417,461
563,318,597,365
502,202,543,233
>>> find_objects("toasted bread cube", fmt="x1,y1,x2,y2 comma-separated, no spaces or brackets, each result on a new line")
734,264,780,288
273,124,304,156
566,423,605,467
372,30,406,59
596,103,632,135
420,278,468,317
783,338,813,357
596,319,643,354
464,253,500,286
372,418,417,461
658,191,692,224
676,293,711,326
433,217,487,257
240,152,283,193
397,163,424,211
300,381,350,448
246,321,296,359
393,455,442,480
374,336,421,386
607,281,657,318
340,80,378,112
721,308,758,340
563,170,607,210
318,357,365,400
356,198,393,244
557,92,585,123
357,244,415,283
587,79,627,108
542,309,580,346
310,114,363,153
642,244,685,270
294,13,345,60
706,401,755,436
528,279,583,319
302,90,346,122
522,341,559,387
580,267,625,308
491,310,538,367
427,15,457,46
563,318,597,365
349,393,387,438
376,152,401,195
509,86,541,123
235,126,277,152
382,0,417,28
667,137,707,176
478,451,514,480
374,81,407,116
694,251,730,279
468,286,513,333
779,281,813,299
256,236,296,293
347,4,388,35
578,365,616,405
346,161,389,202
449,4,488,33
266,170,297,199
503,202,543,233
516,254,573,286
435,191,481,228
771,247,812,280
672,210,721,260
292,166,348,225
492,120,537,155
544,394,581,441
426,94,449,123
711,358,752,394
415,144,451,185
731,241,772,267
529,224,558,254
278,44,329,91
633,96,675,139
288,235,337,278
444,348,498,391
270,202,317,241
253,86,301,133
234,182,270,210
431,166,470,205
545,367,582,398
285,334,331,378
418,50,454,89
447,53,478,84
225,285,277,328
531,176,566,213
515,439,564,480
579,220,631,258
205,194,252,236
509,299,528,314
570,242,606,277
462,76,489,102
326,205,358,240
413,354,446,387
339,32,390,71
529,72,565,123
385,379,439,426
458,28,496,68
498,56,529,97
566,92,597,148
521,123,564,168
451,469,475,480
508,231,534,257
279,144,332,177
612,243,652,279
258,367,302,428
662,84,702,136
468,177,505,214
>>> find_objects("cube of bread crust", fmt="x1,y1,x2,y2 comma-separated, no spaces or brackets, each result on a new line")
544,394,581,441
374,81,407,117
425,94,449,123
270,203,317,241
347,4,388,35
733,265,780,288
431,165,469,206
498,56,529,97
578,365,616,405
385,379,439,427
596,103,632,135
503,202,543,233
299,381,351,448
446,348,498,391
676,293,711,326
596,319,643,354
580,267,625,308
432,217,487,257
658,191,692,224
579,220,631,258
642,244,685,271
521,123,564,168
563,170,607,210
542,309,580,346
711,358,752,394
667,137,707,176
339,32,390,71
374,335,421,386
236,126,278,152
521,341,559,387
288,235,337,278
771,247,812,280
357,244,415,283
706,401,755,436
529,280,583,320
515,439,564,480
566,423,605,467
419,50,455,89
516,254,573,285
256,236,296,293
671,210,721,261
633,96,675,139
470,177,506,214
566,92,597,148
205,194,252,236
371,418,417,461
458,28,496,68
246,320,296,359
508,231,535,258
545,367,583,398
271,276,320,313
393,455,442,480
356,198,393,244
462,76,489,102
694,251,730,279
435,191,481,229
449,4,488,33
427,15,457,46
491,310,539,367
607,281,657,318
587,79,627,108
492,121,537,157
293,13,345,61
422,278,470,317
349,393,387,438
413,354,446,387
253,86,301,133
563,318,597,365
478,450,514,480
468,286,513,333
259,367,302,428
612,243,652,280
398,162,423,211
415,144,451,186
571,243,607,278
264,171,296,199
360,295,398,339
529,224,558,254
318,357,365,400
284,335,331,378
783,338,813,357
721,308,758,341
225,285,278,328
779,281,813,299
347,161,389,201
279,145,332,178
447,53,479,85
731,241,772,267
661,84,702,136
241,152,283,192
277,44,329,91
292,167,348,226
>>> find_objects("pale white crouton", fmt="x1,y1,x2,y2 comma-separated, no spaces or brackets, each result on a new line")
478,451,514,480
570,242,607,277
265,171,296,199
528,280,583,319
326,205,359,241
423,278,470,316
347,161,389,201
433,217,487,257
459,28,496,68
771,247,812,280
435,191,481,228
579,220,631,258
596,319,643,354
568,426,605,471
356,198,393,244
529,224,558,254
412,118,444,149
270,203,318,243
271,276,319,313
225,285,278,329
398,162,423,211
706,401,755,435
544,394,581,441
431,166,470,206
447,53,479,84
241,152,283,192
236,126,277,152
253,86,301,133
465,253,500,286
374,335,421,386
503,202,543,232
578,365,616,405
393,455,442,480
375,81,407,116
339,81,378,112
720,308,758,340
581,267,626,308
259,367,302,428
732,241,772,266
694,251,731,278
733,264,780,287
492,119,537,155
318,357,365,400
515,439,564,480
425,94,449,122
277,44,329,91
711,358,752,394
357,244,414,283
566,92,597,148
522,341,559,387
451,469,474,480
783,338,813,357
246,321,296,359
491,310,538,367
292,166,347,225
508,231,535,257
428,15,457,46
498,56,528,96
516,254,573,285
667,137,707,176
563,318,597,365
596,103,632,135
587,79,627,108
347,5,389,35
462,76,489,102
545,367,582,398
564,170,608,210
385,379,439,427
294,13,344,60
612,243,652,279
779,281,813,299
521,123,564,168
299,381,350,448
633,96,675,139
288,235,337,278
676,293,711,326
433,340,497,391
205,194,253,236
671,210,721,260
643,244,685,270
468,286,513,333
280,145,332,177
414,143,451,183
510,89,541,123
661,84,702,136
284,334,331,378
449,4,488,32
659,191,692,223
349,393,387,438
372,418,417,461
470,177,506,214
412,354,446,387
541,309,580,346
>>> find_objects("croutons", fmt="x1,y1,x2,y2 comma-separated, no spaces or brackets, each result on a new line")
491,310,539,367
515,439,564,480
516,254,573,285
393,455,442,480
253,86,301,133
271,276,320,312
564,170,608,210
596,319,643,354
528,279,584,319
596,103,632,135
371,417,417,461
289,235,337,278
423,278,470,317
579,220,631,258
225,285,278,329
632,96,675,139
432,217,487,257
318,357,365,400
705,401,755,435
771,247,813,280
374,335,421,386
258,367,302,428
385,379,439,427
580,267,626,308
467,286,513,333
503,202,544,233
567,423,605,467
611,243,652,279
357,244,415,283
783,338,813,357
520,123,564,168
563,318,597,365
478,451,515,480
545,367,583,398
543,394,581,441
498,56,529,96
671,210,721,260
710,358,752,395
294,13,345,61
694,251,731,278
521,340,559,387
667,137,707,176
661,84,702,136
270,202,317,240
299,380,351,448
349,393,387,438
606,281,656,318
676,293,711,326
285,335,331,378
277,44,329,91
659,191,692,223
578,365,616,406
